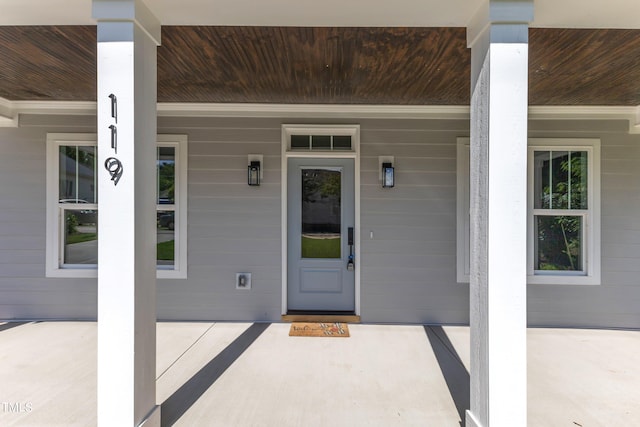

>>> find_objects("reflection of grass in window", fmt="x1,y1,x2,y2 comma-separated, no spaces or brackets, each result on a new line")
539,262,571,270
302,236,340,258
66,233,97,245
157,240,175,260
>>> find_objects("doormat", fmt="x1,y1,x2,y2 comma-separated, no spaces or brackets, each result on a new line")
289,322,350,337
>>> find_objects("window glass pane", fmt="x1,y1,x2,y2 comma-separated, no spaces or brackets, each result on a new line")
534,151,550,209
534,150,588,210
311,135,331,150
157,147,175,204
157,210,175,266
59,146,97,203
63,210,98,265
291,135,310,150
333,135,352,150
301,169,341,258
550,151,570,209
570,151,588,209
535,215,583,271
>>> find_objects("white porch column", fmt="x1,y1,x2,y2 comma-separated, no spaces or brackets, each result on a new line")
93,1,161,426
466,2,533,427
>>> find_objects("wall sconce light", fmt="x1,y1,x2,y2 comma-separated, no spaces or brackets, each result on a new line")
382,163,394,188
248,154,263,186
379,156,395,188
248,161,260,186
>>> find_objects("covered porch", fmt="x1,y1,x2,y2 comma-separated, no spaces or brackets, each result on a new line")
1,321,639,426
2,1,640,426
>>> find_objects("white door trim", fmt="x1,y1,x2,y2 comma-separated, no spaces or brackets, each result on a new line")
281,124,361,315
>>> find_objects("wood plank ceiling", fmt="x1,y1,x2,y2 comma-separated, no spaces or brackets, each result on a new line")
0,26,639,105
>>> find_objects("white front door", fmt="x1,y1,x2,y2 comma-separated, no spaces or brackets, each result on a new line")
287,158,355,312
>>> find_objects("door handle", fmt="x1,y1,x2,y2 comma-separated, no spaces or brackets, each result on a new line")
347,227,354,271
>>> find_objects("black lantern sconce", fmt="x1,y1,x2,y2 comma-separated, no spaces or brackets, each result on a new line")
379,156,395,188
248,155,263,186
248,161,260,186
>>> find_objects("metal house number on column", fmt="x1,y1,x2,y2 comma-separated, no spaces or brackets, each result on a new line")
104,93,123,186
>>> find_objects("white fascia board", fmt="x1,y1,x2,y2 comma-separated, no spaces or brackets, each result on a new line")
11,100,97,116
9,99,470,119
5,98,640,132
157,103,470,120
0,97,17,127
0,117,18,127
528,105,640,134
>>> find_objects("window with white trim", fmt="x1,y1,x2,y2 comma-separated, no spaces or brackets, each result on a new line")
46,133,188,279
456,138,600,285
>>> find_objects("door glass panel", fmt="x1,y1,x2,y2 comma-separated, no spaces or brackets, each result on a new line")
301,168,341,258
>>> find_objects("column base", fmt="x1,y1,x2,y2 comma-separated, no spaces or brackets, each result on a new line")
138,405,161,427
465,410,483,427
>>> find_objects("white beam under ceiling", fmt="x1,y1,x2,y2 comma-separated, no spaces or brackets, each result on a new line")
1,0,640,29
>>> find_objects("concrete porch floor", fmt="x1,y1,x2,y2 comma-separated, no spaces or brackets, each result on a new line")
0,321,638,426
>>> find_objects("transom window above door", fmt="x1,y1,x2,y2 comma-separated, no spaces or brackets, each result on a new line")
290,134,352,151
283,125,359,153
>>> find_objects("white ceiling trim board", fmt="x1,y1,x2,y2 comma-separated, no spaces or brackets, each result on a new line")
3,98,640,133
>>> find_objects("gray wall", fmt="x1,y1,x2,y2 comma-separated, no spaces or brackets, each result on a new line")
0,115,638,328
0,117,97,319
527,120,640,328
158,117,283,321
359,119,469,324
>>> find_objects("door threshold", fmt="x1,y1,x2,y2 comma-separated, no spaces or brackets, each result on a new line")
282,312,360,323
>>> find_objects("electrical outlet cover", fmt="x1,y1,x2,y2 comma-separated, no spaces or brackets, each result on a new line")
235,273,252,289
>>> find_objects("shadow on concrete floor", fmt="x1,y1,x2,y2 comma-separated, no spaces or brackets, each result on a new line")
0,321,31,333
161,322,270,426
424,325,470,427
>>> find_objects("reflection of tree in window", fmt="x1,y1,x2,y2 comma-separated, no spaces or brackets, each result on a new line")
63,146,95,168
535,151,587,271
302,170,340,202
158,162,175,201
301,169,341,258
537,216,582,271
59,146,96,202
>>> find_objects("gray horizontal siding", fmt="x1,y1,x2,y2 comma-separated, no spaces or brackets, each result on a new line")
358,119,468,324
158,117,283,321
0,115,639,328
0,125,97,320
527,124,640,328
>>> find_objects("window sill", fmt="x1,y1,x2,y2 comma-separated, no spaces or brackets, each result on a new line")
46,268,187,280
456,275,601,286
527,275,600,286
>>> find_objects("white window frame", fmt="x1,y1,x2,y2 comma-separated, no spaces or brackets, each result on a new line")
456,137,601,285
456,140,471,283
46,133,188,279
